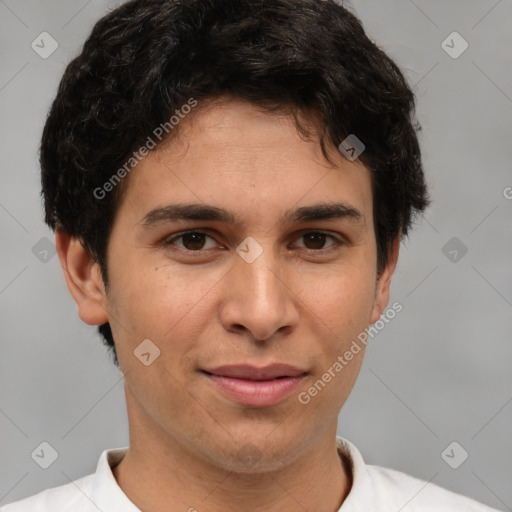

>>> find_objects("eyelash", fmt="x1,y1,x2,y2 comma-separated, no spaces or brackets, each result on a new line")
162,229,346,256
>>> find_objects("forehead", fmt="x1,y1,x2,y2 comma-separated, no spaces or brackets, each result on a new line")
116,97,373,229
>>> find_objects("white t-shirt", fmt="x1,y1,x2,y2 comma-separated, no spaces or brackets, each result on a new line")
1,436,502,511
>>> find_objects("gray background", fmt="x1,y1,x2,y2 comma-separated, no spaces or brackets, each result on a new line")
1,0,511,509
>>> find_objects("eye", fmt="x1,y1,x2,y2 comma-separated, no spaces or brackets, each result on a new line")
164,230,218,252
292,231,344,253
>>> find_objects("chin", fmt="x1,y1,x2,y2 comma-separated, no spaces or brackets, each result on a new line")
200,435,300,474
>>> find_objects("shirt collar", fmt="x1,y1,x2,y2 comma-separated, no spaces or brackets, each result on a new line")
336,436,379,511
89,447,140,511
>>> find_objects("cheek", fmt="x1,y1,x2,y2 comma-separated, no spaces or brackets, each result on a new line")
298,258,377,335
123,359,214,443
297,273,373,415
106,260,226,348
296,261,375,401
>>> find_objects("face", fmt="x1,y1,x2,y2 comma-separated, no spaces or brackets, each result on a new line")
65,96,396,472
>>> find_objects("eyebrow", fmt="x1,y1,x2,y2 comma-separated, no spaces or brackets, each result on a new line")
140,201,364,227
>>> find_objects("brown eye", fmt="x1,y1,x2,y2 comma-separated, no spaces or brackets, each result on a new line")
180,232,207,250
164,231,217,252
302,232,328,250
291,231,345,254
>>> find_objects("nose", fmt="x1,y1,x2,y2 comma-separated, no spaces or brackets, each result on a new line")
218,245,300,342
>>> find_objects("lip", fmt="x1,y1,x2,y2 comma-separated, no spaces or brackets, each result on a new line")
202,364,307,407
204,364,306,380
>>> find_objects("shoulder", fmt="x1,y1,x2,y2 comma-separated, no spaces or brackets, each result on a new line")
336,437,502,512
365,464,501,511
0,474,94,512
0,448,133,512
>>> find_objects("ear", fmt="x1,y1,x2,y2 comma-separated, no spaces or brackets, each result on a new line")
55,229,109,326
370,236,400,324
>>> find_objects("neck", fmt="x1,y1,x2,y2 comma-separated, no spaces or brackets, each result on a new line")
113,394,352,512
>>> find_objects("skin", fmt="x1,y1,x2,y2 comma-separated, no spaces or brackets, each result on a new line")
57,96,399,512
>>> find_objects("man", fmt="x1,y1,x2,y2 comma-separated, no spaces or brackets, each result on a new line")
1,0,502,510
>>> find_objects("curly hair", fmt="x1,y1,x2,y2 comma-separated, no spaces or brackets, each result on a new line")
40,0,429,366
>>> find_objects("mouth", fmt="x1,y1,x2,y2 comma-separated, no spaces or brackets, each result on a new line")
201,364,307,407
